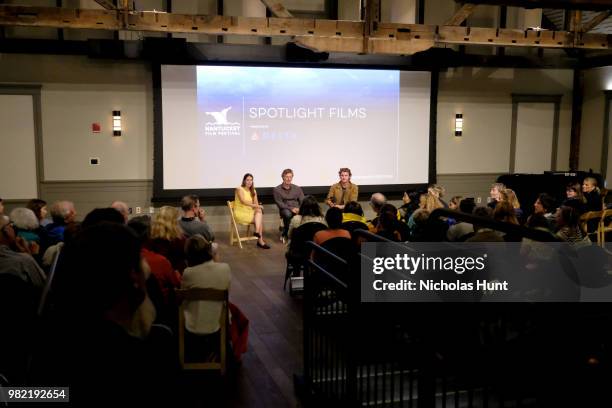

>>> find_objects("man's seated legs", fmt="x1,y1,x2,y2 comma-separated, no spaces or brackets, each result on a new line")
280,208,293,237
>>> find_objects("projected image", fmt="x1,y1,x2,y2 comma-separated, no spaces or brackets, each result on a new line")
161,65,430,191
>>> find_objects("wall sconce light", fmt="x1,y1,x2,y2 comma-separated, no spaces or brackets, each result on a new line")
455,113,463,137
113,110,122,136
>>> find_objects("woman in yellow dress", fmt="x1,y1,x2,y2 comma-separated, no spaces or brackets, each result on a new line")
234,173,270,249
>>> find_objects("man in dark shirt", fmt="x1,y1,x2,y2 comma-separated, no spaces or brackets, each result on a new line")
178,195,215,242
273,169,304,238
582,177,602,212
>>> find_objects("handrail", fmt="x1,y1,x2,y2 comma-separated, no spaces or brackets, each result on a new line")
429,208,559,242
307,240,349,266
351,228,394,242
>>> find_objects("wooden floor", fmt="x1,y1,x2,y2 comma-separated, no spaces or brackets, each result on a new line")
178,229,303,408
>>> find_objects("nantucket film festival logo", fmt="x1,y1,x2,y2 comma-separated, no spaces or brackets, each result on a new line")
204,106,240,137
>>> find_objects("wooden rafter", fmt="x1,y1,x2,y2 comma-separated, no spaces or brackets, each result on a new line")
582,10,611,32
260,0,293,18
445,3,477,26
94,0,116,10
1,5,612,55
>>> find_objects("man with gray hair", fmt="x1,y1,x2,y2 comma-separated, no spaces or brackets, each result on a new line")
45,201,77,245
367,193,387,232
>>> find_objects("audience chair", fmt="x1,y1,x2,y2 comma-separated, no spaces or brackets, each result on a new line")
175,288,229,375
285,222,327,292
227,201,258,249
580,211,603,244
599,209,612,247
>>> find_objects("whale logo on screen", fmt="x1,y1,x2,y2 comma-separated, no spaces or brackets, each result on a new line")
204,106,240,137
205,107,232,124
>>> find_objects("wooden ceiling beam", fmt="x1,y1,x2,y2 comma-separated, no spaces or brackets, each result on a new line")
260,0,293,18
94,0,116,10
457,0,612,11
1,5,612,55
582,10,611,32
445,3,477,26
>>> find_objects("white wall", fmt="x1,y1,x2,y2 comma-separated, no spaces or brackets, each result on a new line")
580,66,612,174
437,67,573,174
0,54,153,181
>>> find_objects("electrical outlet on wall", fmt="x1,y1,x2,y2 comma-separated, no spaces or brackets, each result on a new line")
135,207,142,214
476,197,482,203
89,157,100,165
149,207,155,214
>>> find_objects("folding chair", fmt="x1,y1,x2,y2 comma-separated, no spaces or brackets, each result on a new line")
227,201,258,249
175,288,229,375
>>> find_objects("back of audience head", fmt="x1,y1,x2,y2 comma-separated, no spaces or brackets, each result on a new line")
425,192,444,212
534,193,556,215
110,201,129,223
180,194,199,212
370,193,387,213
10,208,39,231
428,184,445,199
412,209,431,226
82,208,125,229
343,201,364,216
50,201,76,224
493,201,519,225
27,199,47,222
526,213,550,230
449,196,463,210
325,207,343,229
378,204,398,230
127,215,152,245
500,188,521,209
459,197,476,214
184,234,213,267
151,206,182,241
58,222,145,318
557,205,580,228
472,206,493,231
299,195,322,218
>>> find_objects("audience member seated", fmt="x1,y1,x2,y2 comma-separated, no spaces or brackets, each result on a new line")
376,204,410,242
488,183,505,210
500,188,523,223
234,173,269,249
466,207,504,242
448,195,462,211
147,206,187,273
493,201,519,225
398,190,422,223
33,222,176,405
582,177,602,212
314,207,351,246
109,200,130,223
556,205,591,248
27,198,50,227
0,216,46,290
82,207,125,228
179,194,214,242
0,197,6,222
0,216,45,384
428,184,447,208
408,209,431,241
45,200,77,245
563,182,587,214
181,235,247,362
286,195,326,247
446,198,476,241
367,192,387,232
129,215,180,327
342,201,368,233
533,193,557,230
10,208,42,257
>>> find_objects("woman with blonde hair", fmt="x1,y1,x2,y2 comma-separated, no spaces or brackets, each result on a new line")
147,206,187,272
500,188,523,222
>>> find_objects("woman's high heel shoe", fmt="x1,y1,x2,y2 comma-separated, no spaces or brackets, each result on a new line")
257,241,270,249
